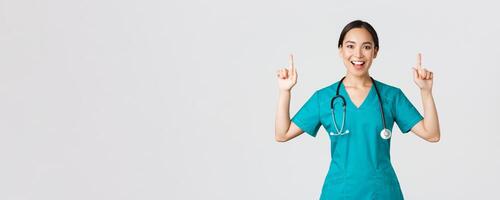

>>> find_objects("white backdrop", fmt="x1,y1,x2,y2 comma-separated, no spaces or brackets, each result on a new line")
1,0,499,199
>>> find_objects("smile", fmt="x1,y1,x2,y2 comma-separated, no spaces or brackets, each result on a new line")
351,61,365,65
350,60,366,70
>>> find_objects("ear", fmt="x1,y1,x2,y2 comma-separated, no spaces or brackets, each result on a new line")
338,46,343,58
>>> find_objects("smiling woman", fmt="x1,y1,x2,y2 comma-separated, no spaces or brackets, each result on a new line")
338,20,379,78
274,20,441,200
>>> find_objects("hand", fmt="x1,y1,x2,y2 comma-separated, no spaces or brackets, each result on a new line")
276,54,298,91
412,53,434,92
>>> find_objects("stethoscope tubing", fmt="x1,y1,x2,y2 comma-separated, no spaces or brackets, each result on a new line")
330,76,390,139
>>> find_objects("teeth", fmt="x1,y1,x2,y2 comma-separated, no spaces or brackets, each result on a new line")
351,61,365,65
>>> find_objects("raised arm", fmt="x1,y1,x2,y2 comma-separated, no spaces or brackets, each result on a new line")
275,54,304,142
410,53,441,143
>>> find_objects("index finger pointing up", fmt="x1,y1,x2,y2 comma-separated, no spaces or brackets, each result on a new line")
289,54,294,69
417,53,422,68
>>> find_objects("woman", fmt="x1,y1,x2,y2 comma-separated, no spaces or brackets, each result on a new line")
274,20,441,199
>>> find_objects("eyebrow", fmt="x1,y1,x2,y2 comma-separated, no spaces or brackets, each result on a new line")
345,41,373,45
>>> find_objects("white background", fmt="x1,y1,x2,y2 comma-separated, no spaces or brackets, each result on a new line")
1,0,499,199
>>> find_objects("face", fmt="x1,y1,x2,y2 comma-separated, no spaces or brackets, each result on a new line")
338,28,378,77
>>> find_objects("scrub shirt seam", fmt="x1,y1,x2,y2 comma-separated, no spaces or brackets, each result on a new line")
401,115,423,134
390,89,400,122
291,118,315,137
392,88,421,134
291,90,320,137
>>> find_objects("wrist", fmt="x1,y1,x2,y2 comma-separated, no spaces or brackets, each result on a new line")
420,88,432,96
279,89,291,94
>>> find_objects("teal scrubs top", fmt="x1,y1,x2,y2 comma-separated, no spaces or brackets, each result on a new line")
291,80,423,200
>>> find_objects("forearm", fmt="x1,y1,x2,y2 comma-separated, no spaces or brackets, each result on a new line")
275,90,292,138
420,89,441,139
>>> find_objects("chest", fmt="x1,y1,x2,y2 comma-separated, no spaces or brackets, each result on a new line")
345,87,372,108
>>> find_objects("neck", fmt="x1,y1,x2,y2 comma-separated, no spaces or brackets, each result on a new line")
343,73,372,87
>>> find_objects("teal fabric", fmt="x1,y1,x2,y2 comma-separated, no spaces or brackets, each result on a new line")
291,80,423,200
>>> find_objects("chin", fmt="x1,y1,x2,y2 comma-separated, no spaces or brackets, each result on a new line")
348,69,369,77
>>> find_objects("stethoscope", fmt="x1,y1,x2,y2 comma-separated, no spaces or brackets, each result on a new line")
330,76,392,140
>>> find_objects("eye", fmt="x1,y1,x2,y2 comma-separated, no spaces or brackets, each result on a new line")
364,46,372,50
346,45,354,49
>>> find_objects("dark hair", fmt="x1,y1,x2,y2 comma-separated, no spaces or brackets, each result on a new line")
337,20,379,50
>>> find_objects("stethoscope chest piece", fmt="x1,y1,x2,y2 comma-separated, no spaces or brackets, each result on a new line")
380,129,392,140
330,129,349,136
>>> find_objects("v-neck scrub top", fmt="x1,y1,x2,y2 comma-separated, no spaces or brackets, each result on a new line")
291,80,423,200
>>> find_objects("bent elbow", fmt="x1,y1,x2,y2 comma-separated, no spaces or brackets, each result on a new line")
274,135,289,143
426,136,440,143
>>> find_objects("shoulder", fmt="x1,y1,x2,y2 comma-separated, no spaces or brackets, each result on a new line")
315,81,340,98
373,79,406,105
373,79,403,95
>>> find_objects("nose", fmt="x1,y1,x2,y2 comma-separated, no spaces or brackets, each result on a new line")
354,47,363,58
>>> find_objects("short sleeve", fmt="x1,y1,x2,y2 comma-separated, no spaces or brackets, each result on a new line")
393,89,423,133
291,91,322,137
